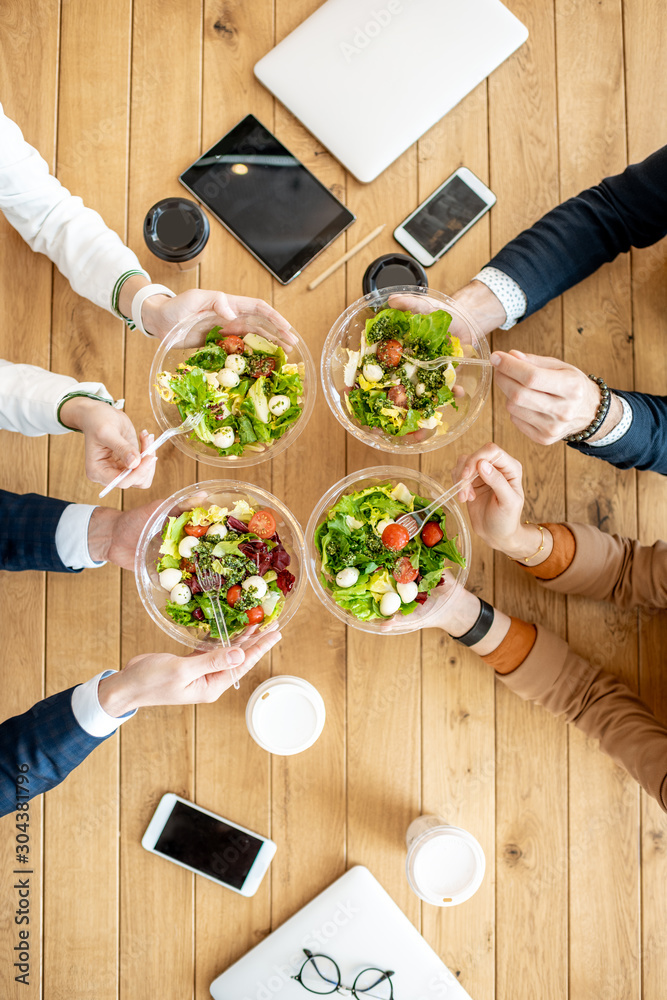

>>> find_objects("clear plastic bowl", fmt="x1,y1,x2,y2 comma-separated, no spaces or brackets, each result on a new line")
135,480,307,650
321,285,490,454
305,466,470,635
149,310,316,468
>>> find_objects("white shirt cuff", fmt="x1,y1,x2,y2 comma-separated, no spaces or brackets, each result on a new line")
474,266,528,330
55,503,105,570
586,394,633,447
71,670,137,737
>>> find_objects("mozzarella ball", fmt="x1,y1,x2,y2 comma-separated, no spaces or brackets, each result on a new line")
159,568,182,592
416,382,427,397
218,369,240,388
376,518,395,537
397,581,419,604
336,567,360,588
213,427,235,449
225,353,247,374
363,362,384,383
170,582,192,605
380,591,401,616
205,372,220,389
178,535,200,558
206,522,228,538
268,394,290,416
242,575,268,599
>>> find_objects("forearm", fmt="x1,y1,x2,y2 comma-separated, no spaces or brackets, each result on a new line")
116,275,172,338
0,360,111,436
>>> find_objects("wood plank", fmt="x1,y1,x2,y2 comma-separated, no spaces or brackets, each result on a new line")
42,1,131,998
623,2,667,996
0,4,60,998
194,2,276,994
269,0,348,933
488,2,569,999
556,2,639,998
342,123,423,928
119,2,201,999
419,82,496,998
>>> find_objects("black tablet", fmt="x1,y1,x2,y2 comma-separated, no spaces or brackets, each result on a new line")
179,115,355,285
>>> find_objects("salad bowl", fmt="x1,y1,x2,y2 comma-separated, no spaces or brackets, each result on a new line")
321,286,491,454
150,310,316,468
135,480,307,650
305,466,471,635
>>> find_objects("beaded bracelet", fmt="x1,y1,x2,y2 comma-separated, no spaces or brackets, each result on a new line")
563,375,611,443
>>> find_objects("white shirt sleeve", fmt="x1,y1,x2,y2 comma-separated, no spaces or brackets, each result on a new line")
71,670,137,738
586,394,633,447
474,266,528,330
0,102,149,316
55,504,106,570
0,358,114,436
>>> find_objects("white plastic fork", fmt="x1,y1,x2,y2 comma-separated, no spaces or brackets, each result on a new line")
396,474,477,541
98,411,204,498
405,353,492,372
195,561,240,690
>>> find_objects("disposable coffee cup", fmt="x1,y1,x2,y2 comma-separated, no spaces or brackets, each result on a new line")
405,815,485,906
245,676,326,756
143,197,210,272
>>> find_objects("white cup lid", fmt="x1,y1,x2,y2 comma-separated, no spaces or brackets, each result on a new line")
407,826,485,906
246,677,326,755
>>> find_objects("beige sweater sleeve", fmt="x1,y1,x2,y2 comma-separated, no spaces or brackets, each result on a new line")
536,521,667,609
499,625,667,811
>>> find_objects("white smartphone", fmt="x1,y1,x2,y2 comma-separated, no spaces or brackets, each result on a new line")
141,793,276,897
394,167,496,267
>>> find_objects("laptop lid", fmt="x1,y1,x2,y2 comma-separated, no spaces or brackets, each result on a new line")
254,0,528,184
209,865,474,999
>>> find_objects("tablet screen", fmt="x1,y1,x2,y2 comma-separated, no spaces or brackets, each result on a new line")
180,115,355,284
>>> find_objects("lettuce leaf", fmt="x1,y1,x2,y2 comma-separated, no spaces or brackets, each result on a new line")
159,511,192,559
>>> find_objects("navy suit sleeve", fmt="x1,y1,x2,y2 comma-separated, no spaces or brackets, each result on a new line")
0,687,110,816
487,145,667,318
569,389,667,475
0,489,81,572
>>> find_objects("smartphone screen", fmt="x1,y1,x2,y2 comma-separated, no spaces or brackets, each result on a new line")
403,175,488,258
180,115,355,283
153,800,264,889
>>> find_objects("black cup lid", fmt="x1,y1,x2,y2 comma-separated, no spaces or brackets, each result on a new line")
362,253,428,296
143,198,210,262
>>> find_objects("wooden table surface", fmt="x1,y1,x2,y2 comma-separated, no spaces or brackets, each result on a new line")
1,1,666,998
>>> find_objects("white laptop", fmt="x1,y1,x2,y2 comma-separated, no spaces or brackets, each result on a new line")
254,0,528,183
209,865,474,999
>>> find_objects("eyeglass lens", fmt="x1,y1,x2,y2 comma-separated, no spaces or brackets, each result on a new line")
353,967,393,999
301,955,340,994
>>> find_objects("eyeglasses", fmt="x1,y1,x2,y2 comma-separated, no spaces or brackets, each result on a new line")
292,949,395,999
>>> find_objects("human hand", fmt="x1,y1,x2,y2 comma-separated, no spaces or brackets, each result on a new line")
97,630,282,716
449,280,508,335
141,288,293,342
60,396,157,489
491,350,620,445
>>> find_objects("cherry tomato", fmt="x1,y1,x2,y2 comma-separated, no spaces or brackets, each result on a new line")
217,335,245,354
184,522,209,537
248,356,277,377
245,605,265,625
226,584,242,607
392,556,418,584
387,384,409,408
248,509,277,538
377,339,403,367
382,523,410,551
421,521,444,547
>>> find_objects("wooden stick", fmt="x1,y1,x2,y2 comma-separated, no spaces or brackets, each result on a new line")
307,224,386,290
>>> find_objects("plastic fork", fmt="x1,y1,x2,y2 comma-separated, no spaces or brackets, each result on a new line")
194,560,240,689
98,411,204,498
396,474,477,541
404,353,492,372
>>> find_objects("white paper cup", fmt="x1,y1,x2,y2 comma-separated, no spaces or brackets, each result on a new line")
245,676,326,756
405,815,485,906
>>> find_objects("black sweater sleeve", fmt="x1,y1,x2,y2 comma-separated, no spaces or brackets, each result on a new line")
487,145,667,318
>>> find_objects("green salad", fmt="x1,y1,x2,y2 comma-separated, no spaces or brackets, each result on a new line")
342,307,469,438
314,481,465,621
155,500,295,639
156,327,304,458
